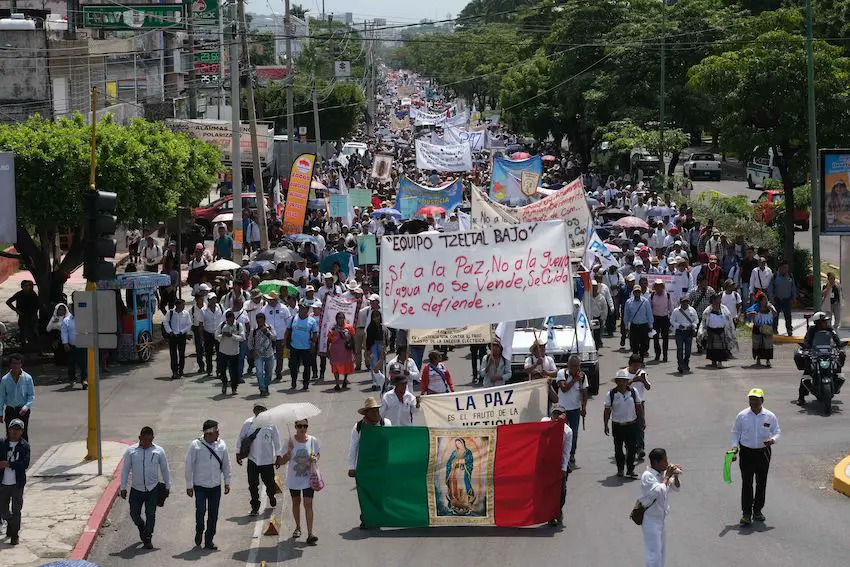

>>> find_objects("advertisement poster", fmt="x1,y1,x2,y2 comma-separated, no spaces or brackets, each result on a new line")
282,153,316,234
821,149,850,234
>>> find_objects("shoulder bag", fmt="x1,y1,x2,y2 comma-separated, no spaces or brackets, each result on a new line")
198,439,223,469
308,437,325,492
630,498,656,526
236,427,262,461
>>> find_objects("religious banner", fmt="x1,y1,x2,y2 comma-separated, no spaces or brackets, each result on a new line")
419,380,549,428
282,153,316,234
408,325,493,347
371,153,393,181
356,234,377,265
490,155,543,205
415,139,473,172
356,422,562,528
395,177,463,219
380,221,574,329
317,295,357,353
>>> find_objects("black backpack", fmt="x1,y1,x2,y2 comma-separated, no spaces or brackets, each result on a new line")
609,386,639,409
236,427,262,460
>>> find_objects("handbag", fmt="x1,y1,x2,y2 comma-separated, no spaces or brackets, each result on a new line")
629,498,655,526
308,438,325,492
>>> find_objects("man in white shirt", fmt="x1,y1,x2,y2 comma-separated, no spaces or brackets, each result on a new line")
603,370,645,478
215,310,245,395
729,388,780,527
626,354,652,461
541,405,573,527
348,397,391,528
260,292,293,382
60,306,87,389
749,256,773,297
670,296,698,374
669,257,692,306
140,235,163,272
236,404,282,516
119,426,171,549
639,448,682,567
554,355,587,469
190,289,207,373
523,339,557,381
316,273,342,303
292,260,310,284
164,298,192,379
201,295,224,377
222,280,251,311
380,365,418,426
186,419,231,550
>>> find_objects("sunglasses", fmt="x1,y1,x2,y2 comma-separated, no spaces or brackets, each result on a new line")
295,423,309,429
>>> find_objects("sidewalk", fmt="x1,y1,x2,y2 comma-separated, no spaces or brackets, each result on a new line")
2,441,128,565
747,309,850,344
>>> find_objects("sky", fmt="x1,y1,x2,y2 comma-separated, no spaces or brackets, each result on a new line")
257,0,471,24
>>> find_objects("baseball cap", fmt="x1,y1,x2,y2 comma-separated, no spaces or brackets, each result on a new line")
8,418,24,430
748,388,765,398
368,294,380,301
614,369,630,381
550,405,566,415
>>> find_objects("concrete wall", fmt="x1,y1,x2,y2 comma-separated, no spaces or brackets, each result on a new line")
0,30,51,122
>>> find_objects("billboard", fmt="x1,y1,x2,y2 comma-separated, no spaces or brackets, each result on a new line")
821,149,850,234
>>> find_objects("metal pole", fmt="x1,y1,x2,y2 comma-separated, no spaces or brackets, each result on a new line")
133,52,138,105
659,0,665,171
285,0,295,176
806,0,821,307
239,0,270,249
65,0,77,40
230,2,243,263
312,70,322,165
91,288,102,476
187,0,198,119
218,1,225,120
85,87,100,465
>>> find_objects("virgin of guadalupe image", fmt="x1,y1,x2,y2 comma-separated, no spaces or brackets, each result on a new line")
445,438,476,515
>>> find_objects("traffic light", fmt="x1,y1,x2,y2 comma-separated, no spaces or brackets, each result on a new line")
83,190,118,282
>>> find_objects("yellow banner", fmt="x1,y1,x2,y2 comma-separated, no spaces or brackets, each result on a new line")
282,154,316,234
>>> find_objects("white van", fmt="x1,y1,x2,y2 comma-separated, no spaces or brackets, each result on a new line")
341,142,368,157
746,147,782,189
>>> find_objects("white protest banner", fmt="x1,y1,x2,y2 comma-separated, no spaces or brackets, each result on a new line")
583,229,618,270
444,126,485,151
470,185,518,229
408,325,493,346
412,108,446,126
371,153,393,181
380,221,574,329
419,380,549,427
318,295,358,353
415,139,472,172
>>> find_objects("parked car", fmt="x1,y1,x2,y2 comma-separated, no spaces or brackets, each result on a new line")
510,300,600,394
192,193,268,235
683,152,721,181
752,190,810,231
341,142,368,156
630,148,661,181
746,146,783,189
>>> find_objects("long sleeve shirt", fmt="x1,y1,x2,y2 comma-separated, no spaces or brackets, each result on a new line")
215,322,245,356
185,438,231,488
670,306,699,331
730,407,781,450
120,443,171,492
164,309,192,335
200,305,224,331
387,356,420,383
347,419,391,470
623,296,654,328
236,417,282,466
638,467,679,522
769,274,797,301
750,266,773,291
381,390,417,426
60,315,77,345
0,371,35,410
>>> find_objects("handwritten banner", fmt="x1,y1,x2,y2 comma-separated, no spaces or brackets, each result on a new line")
380,221,574,329
395,177,463,219
318,295,357,353
282,153,316,234
443,125,485,152
415,139,473,172
408,325,494,347
419,380,549,427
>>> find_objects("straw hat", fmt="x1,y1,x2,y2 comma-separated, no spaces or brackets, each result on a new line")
357,397,381,415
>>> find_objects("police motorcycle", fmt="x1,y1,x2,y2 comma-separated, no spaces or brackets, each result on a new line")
794,312,846,415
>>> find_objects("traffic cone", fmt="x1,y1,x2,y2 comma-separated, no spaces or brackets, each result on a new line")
264,515,280,536
274,474,283,494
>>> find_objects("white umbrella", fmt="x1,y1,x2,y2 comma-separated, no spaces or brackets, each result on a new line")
252,402,322,430
205,259,241,271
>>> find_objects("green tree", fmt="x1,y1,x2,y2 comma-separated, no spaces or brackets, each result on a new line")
0,114,221,313
249,31,277,66
688,9,850,270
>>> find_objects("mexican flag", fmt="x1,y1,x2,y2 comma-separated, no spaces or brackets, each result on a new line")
355,421,563,528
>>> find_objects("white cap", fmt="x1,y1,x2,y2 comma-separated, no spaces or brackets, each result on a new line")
368,294,380,301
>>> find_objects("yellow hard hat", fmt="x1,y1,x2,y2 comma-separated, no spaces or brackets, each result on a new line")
748,388,764,398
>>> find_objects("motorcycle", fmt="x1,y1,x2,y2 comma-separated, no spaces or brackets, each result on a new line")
797,330,845,415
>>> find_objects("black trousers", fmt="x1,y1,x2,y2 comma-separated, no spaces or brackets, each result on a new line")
557,470,569,519
629,323,650,358
4,406,29,441
739,445,771,516
129,486,159,541
612,421,639,473
653,315,670,358
218,353,239,392
470,344,488,381
247,460,277,510
191,325,205,371
0,484,23,538
203,331,218,373
168,334,187,375
289,348,313,388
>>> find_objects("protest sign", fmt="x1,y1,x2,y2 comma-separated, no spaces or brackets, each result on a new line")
415,139,473,172
408,325,493,346
329,194,349,219
282,153,315,234
490,155,543,205
380,221,574,329
583,229,618,270
391,115,410,131
348,187,372,208
411,108,446,126
318,295,358,353
357,234,378,265
395,177,463,219
444,126,485,151
372,154,393,181
419,380,549,427
470,186,519,229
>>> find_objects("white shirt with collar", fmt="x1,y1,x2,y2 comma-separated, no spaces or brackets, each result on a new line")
316,284,342,303
237,417,282,467
215,321,245,356
750,266,773,290
201,304,224,331
380,389,417,426
604,387,642,423
554,369,588,411
730,407,780,450
189,301,206,326
347,419,392,470
261,303,293,340
185,438,232,488
639,466,679,522
120,443,171,492
670,305,699,331
164,308,192,335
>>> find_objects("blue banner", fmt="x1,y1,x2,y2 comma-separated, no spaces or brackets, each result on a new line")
490,155,543,206
395,177,464,219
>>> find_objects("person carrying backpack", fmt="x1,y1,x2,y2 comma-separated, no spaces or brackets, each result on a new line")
603,370,645,478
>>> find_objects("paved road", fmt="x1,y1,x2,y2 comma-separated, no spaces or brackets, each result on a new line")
16,333,839,566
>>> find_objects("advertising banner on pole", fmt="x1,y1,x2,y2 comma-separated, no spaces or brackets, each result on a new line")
415,140,473,172
419,380,549,427
282,154,316,234
821,149,850,234
380,221,574,329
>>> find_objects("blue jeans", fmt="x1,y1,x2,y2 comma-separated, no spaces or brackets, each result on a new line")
565,409,580,458
369,342,384,387
675,329,693,371
740,283,751,306
193,485,221,545
255,355,275,393
238,340,248,378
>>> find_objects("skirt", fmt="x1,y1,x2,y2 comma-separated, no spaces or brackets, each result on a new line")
705,327,731,362
751,331,774,360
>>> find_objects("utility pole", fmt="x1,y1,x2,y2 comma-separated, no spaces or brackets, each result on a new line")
659,0,666,171
239,0,269,249
218,0,225,119
806,0,821,306
65,0,77,39
365,21,374,136
230,2,243,262
186,0,198,119
284,0,295,176
312,69,322,163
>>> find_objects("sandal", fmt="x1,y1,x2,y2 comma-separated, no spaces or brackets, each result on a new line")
292,528,301,538
306,534,318,545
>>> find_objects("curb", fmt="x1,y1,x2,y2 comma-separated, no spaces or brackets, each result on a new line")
68,440,132,561
834,455,850,498
743,323,804,344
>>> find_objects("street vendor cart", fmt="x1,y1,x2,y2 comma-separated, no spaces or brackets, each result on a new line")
98,272,171,362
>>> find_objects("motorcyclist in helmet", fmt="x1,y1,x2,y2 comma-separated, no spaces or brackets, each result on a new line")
797,311,845,405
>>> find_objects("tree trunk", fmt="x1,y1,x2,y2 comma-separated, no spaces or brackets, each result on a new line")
775,145,796,272
667,151,680,177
